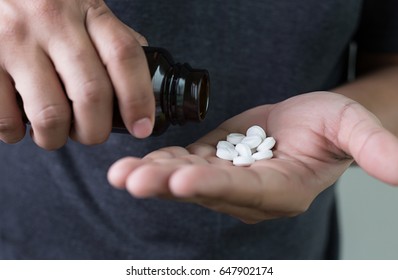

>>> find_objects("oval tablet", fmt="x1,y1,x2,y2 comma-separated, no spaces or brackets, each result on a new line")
217,140,235,150
226,133,245,145
257,137,276,151
246,125,266,140
252,150,273,160
233,156,255,167
216,147,238,161
240,135,262,149
235,143,252,157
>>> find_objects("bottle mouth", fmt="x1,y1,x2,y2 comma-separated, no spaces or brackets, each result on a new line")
196,71,210,121
167,64,210,124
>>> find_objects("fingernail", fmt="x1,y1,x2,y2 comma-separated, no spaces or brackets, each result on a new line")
131,118,152,138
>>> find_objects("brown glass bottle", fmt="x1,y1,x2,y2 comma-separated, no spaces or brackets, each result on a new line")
18,47,210,136
112,46,210,135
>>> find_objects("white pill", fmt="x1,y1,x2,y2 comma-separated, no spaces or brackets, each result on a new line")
217,140,235,150
226,133,245,145
216,147,238,161
252,150,273,160
235,143,252,157
246,125,266,140
233,156,255,166
240,135,263,149
257,137,276,151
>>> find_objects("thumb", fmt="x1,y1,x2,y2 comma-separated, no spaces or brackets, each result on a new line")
338,102,398,185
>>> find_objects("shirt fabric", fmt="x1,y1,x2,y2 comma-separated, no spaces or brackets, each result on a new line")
0,0,397,259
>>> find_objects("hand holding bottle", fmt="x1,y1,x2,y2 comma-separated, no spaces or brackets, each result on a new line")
0,0,155,149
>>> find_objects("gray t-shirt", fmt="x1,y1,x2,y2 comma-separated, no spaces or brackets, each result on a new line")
1,0,397,259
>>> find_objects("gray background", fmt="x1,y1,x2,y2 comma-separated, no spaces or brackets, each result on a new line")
337,167,398,259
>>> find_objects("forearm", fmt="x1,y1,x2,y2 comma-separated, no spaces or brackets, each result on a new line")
334,64,398,137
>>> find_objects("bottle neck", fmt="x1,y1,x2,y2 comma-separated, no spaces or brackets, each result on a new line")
163,63,209,125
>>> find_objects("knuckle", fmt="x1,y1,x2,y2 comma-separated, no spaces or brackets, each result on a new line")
31,104,70,131
0,0,66,43
29,0,64,19
108,35,142,62
63,48,95,67
0,12,27,42
76,78,112,105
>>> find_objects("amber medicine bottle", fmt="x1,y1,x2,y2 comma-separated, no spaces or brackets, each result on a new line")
112,46,210,135
19,47,210,136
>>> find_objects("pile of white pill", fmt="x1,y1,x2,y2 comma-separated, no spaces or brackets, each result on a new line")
216,125,276,166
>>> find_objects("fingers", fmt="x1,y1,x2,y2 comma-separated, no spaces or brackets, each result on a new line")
125,164,181,198
86,5,155,138
0,70,25,143
0,1,154,148
107,157,147,189
108,155,294,222
45,21,113,144
168,163,313,216
108,153,316,218
107,150,209,196
6,48,71,149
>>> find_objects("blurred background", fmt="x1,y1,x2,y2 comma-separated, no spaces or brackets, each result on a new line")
336,166,398,259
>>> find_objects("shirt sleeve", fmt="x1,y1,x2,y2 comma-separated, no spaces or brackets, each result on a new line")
356,0,398,53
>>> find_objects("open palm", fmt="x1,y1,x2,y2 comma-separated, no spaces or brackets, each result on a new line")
108,92,398,223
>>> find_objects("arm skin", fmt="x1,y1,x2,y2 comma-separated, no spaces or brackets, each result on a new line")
107,53,398,224
335,52,398,136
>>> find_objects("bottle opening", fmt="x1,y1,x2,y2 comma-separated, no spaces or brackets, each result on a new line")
197,72,210,121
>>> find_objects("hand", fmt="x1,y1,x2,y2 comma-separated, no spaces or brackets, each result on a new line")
107,92,398,223
0,0,154,149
